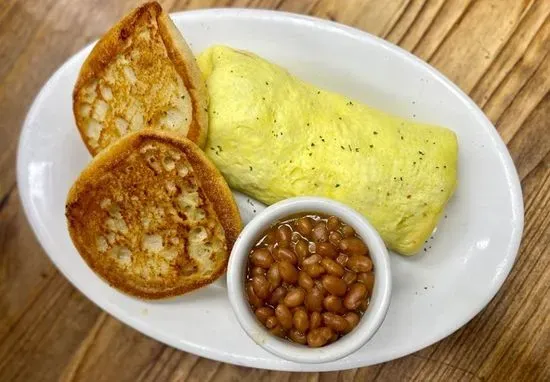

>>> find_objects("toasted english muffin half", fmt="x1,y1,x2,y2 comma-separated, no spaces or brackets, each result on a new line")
73,1,208,156
65,130,241,299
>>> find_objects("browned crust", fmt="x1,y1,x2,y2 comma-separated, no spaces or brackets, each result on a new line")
72,1,208,155
65,130,242,299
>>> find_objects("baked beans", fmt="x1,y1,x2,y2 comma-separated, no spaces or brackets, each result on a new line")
245,213,375,347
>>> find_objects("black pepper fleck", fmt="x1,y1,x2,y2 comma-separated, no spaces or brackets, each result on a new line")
335,184,340,188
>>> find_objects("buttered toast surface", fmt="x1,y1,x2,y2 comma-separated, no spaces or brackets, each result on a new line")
73,1,208,156
65,131,241,299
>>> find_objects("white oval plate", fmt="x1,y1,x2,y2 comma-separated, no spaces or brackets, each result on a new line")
17,9,523,371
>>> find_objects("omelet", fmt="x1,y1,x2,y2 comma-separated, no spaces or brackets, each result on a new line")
198,46,458,255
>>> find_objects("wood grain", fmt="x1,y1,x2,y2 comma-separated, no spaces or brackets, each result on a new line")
1,0,549,381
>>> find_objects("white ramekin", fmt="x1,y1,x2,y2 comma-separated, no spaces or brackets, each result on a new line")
226,197,392,364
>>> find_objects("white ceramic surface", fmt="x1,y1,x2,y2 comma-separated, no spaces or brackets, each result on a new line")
227,197,392,363
16,9,523,371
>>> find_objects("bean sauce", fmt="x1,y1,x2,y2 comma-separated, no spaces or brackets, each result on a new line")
245,213,375,347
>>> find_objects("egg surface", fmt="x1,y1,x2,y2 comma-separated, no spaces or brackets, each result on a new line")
198,46,458,255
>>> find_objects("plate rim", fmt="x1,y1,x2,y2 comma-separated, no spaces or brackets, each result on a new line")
16,8,524,371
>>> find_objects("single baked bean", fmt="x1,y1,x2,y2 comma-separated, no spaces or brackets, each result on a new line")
341,224,355,238
289,328,307,344
298,271,314,290
307,328,329,347
313,279,326,295
279,240,291,249
278,260,298,284
277,225,292,242
336,253,348,267
250,266,265,277
302,254,322,267
312,223,329,242
327,216,340,231
342,270,358,285
293,309,309,332
305,287,323,312
316,242,337,258
304,263,325,278
321,258,345,277
269,286,287,306
275,304,293,329
339,237,368,256
360,299,370,311
295,216,314,237
357,272,375,292
346,255,373,273
321,275,348,296
344,283,368,310
284,287,306,307
265,315,278,329
267,263,281,289
270,325,285,337
329,331,339,343
276,247,297,264
250,248,274,268
264,230,277,244
319,327,334,341
246,283,263,308
310,312,322,329
323,295,344,313
322,312,349,332
343,312,360,332
255,307,274,324
329,231,343,246
251,275,270,299
294,240,308,263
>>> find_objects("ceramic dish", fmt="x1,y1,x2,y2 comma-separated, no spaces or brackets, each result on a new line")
227,197,392,363
17,9,523,371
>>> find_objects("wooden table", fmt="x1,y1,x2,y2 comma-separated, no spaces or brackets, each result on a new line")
1,0,549,380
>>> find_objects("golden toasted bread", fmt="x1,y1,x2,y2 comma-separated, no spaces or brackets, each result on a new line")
65,130,241,299
73,2,208,156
